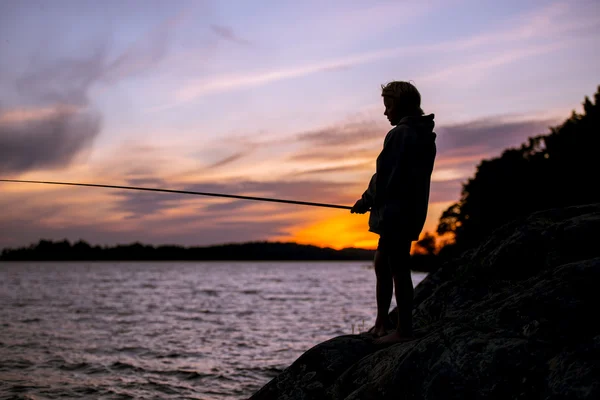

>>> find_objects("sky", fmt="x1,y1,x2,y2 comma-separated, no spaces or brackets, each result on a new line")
1,0,599,250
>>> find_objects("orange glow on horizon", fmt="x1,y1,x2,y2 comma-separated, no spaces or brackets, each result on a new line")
276,201,456,251
282,212,379,250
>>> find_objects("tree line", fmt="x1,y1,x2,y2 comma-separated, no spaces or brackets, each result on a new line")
0,240,377,262
433,85,600,256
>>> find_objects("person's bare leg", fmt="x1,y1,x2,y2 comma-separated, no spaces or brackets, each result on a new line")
372,249,393,337
375,242,414,344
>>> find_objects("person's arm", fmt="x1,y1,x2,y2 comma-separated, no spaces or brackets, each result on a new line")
386,129,414,197
351,173,375,214
361,173,376,206
374,127,412,204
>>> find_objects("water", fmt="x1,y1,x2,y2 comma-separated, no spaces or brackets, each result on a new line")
0,262,427,399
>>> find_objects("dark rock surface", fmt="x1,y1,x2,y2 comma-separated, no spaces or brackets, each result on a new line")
250,203,600,399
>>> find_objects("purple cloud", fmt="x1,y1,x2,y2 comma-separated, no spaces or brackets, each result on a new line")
210,24,251,45
0,8,180,176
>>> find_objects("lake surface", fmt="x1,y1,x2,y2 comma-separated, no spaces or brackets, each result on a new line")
0,262,427,399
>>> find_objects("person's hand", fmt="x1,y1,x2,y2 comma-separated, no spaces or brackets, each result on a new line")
351,199,369,214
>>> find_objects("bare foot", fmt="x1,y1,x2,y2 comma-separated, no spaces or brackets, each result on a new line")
361,324,388,338
371,325,388,338
373,330,414,345
361,318,394,338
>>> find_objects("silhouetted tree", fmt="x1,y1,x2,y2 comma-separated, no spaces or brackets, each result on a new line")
409,232,440,272
438,85,600,250
414,232,437,255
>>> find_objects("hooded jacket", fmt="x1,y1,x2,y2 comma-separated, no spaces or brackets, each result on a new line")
359,114,437,240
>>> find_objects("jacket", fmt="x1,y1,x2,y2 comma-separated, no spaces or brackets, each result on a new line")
360,114,437,240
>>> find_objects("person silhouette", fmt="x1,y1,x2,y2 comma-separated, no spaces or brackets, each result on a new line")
351,81,437,344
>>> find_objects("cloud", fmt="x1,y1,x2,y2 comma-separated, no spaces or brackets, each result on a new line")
429,179,464,203
102,9,189,83
284,119,388,169
416,41,571,85
201,199,249,213
0,10,181,176
13,46,109,108
210,24,250,45
153,47,411,110
290,148,377,163
439,2,567,51
206,150,251,169
150,219,295,246
282,112,563,206
435,114,559,154
0,212,295,248
290,113,558,170
0,41,105,174
0,110,566,249
0,106,101,174
281,112,561,187
293,161,374,177
0,105,79,124
295,119,385,147
151,1,598,111
0,174,356,248
111,177,354,219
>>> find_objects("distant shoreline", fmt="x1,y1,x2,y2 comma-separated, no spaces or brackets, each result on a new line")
0,239,376,262
0,240,441,272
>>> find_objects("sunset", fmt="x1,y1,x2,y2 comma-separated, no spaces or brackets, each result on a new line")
2,0,598,249
1,1,600,399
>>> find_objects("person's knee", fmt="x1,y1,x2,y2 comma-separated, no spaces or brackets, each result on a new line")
391,254,412,276
390,255,412,283
374,250,391,277
388,243,412,273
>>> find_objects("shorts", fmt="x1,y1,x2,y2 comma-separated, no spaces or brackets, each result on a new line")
377,234,412,254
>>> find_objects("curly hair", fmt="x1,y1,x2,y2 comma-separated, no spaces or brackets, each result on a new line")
381,81,424,116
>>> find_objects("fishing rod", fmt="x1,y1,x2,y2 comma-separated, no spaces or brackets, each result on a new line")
0,179,353,210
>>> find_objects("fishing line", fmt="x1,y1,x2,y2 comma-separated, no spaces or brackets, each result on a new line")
0,179,353,210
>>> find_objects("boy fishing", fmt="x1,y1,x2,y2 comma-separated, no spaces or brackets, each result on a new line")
351,81,437,344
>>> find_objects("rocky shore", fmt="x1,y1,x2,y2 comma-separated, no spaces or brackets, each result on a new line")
251,203,600,399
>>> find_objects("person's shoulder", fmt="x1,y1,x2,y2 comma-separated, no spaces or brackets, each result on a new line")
384,124,412,145
389,123,411,133
385,124,410,138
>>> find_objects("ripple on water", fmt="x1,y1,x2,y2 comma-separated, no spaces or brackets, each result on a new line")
0,262,427,399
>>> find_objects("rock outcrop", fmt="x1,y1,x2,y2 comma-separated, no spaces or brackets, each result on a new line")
251,203,600,399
